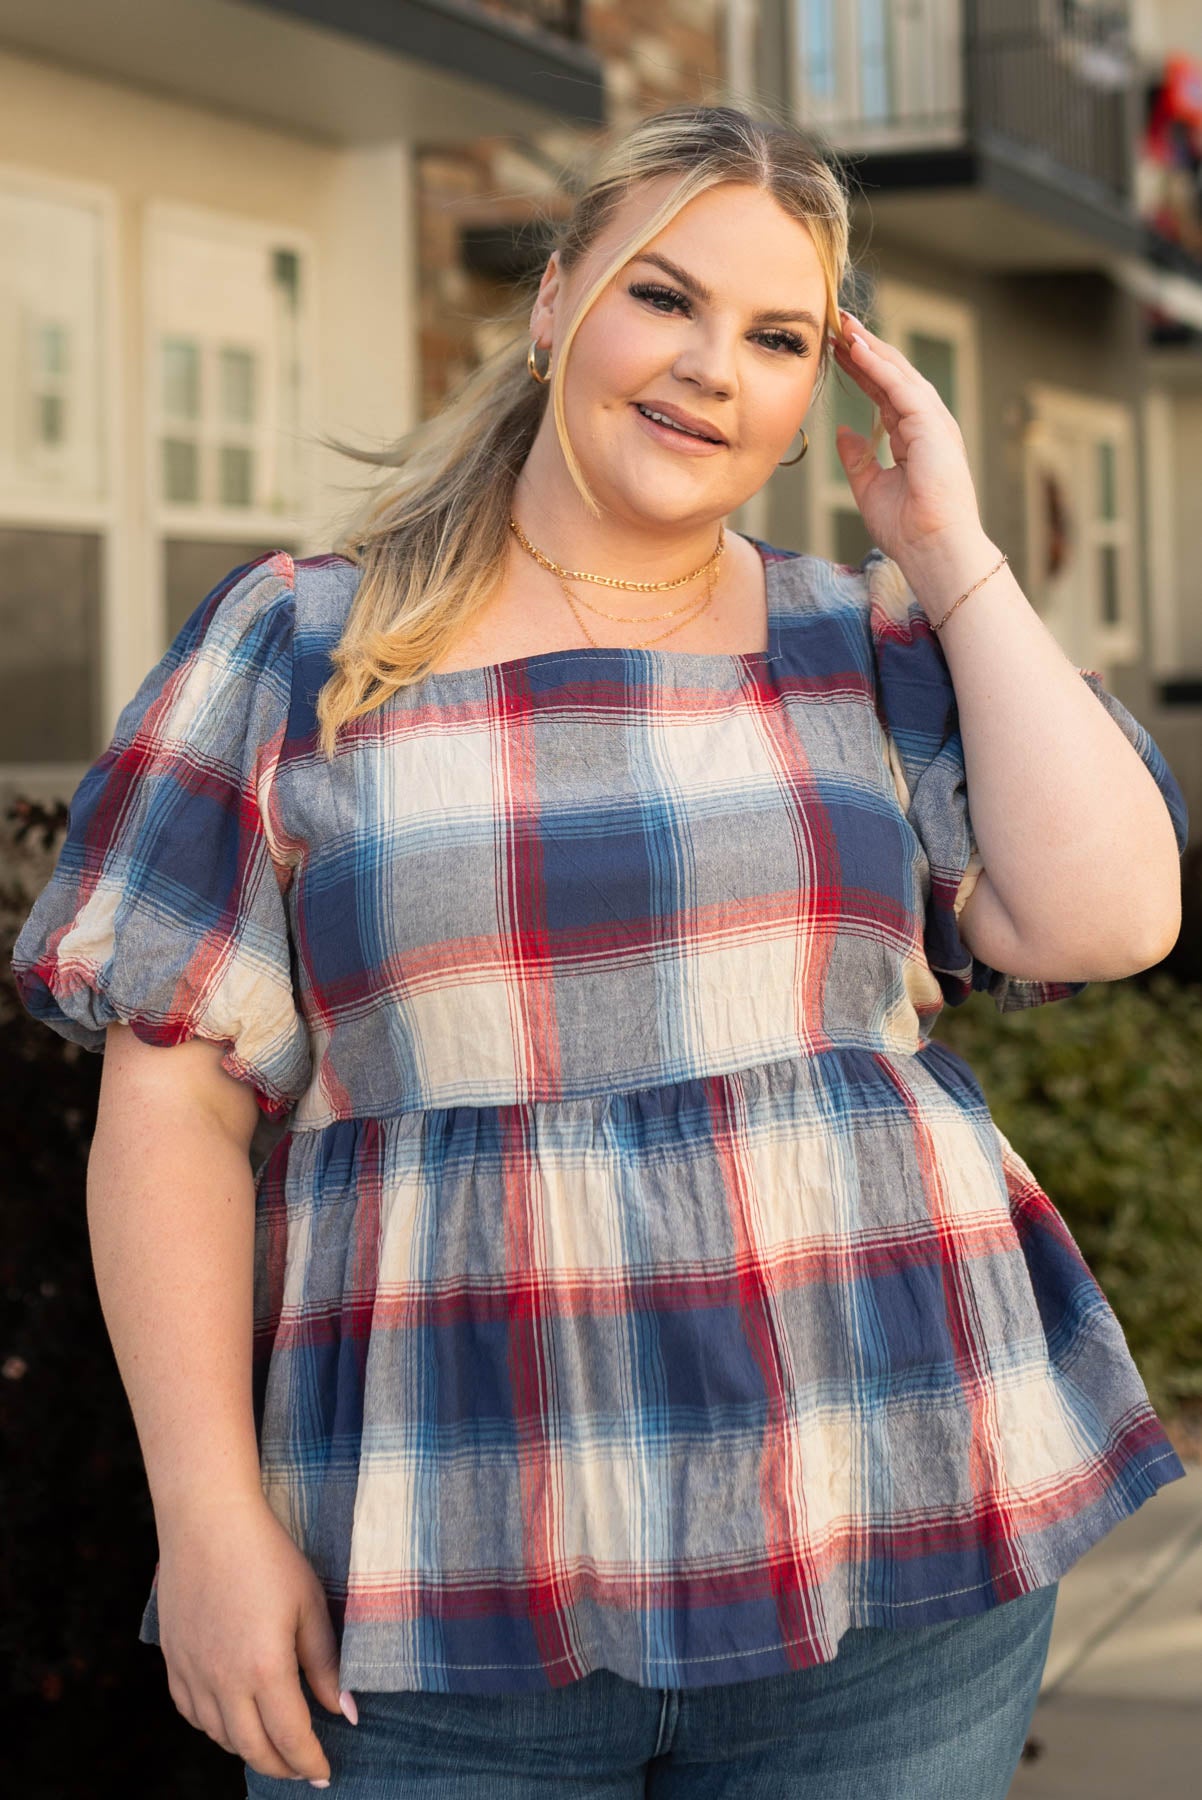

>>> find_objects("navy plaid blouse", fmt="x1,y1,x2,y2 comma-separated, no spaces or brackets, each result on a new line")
12,540,1189,1694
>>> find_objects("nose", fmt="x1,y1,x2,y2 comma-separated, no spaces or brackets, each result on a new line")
671,320,739,402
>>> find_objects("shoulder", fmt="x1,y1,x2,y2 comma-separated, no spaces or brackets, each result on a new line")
755,540,954,754
182,546,368,666
98,551,300,763
192,547,363,692
755,537,884,626
144,551,300,744
181,550,298,663
286,553,365,730
756,539,931,680
290,551,365,638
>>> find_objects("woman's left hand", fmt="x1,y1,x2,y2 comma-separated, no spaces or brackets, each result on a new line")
830,311,984,566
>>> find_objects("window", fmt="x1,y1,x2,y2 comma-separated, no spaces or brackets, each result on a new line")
793,0,964,146
1097,441,1120,625
802,0,837,101
1022,385,1137,669
859,0,894,124
157,335,263,508
0,174,111,771
31,323,70,449
161,337,202,502
147,209,309,532
823,334,879,568
0,181,107,507
0,528,102,763
145,207,311,660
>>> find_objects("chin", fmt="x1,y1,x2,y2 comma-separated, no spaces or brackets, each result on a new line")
620,495,723,532
597,470,732,529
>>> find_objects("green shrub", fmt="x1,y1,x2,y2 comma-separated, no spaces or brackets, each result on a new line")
933,975,1202,1417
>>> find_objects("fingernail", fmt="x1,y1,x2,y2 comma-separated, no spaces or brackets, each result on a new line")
339,1688,359,1726
309,1784,330,1791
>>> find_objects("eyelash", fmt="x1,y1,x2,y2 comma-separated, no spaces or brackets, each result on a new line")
627,281,811,357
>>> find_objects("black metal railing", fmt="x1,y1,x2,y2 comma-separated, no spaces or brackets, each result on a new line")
965,0,1137,202
803,2,1138,208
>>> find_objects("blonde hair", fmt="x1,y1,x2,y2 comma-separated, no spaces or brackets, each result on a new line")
316,104,883,759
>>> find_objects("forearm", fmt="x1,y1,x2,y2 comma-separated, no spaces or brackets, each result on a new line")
895,528,1182,967
86,1075,263,1527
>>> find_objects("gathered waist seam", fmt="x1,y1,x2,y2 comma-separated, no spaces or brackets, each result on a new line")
281,1036,950,1134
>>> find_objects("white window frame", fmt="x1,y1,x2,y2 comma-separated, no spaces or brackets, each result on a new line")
143,201,318,652
1022,383,1139,671
25,317,74,485
1142,386,1180,681
0,162,127,790
790,0,967,152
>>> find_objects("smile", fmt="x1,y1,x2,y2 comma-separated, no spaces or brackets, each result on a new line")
632,403,726,450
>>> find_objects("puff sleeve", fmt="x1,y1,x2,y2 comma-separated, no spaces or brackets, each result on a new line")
10,552,311,1117
865,547,1189,1013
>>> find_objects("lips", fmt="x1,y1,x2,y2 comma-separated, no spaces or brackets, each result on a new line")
633,401,727,445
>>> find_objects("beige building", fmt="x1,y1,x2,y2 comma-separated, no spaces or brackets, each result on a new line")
0,0,605,793
4,0,1202,854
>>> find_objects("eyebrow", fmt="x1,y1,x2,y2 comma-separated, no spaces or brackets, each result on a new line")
629,252,823,333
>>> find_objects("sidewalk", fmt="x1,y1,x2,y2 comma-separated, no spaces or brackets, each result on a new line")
1009,1461,1202,1798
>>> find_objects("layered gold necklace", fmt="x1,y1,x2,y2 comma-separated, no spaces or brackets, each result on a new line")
508,517,725,649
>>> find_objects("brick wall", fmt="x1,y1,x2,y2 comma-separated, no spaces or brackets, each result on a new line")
416,0,726,416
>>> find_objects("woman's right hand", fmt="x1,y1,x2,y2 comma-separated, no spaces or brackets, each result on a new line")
155,1493,343,1785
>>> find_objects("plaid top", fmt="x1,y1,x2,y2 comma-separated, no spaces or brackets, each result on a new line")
12,542,1189,1695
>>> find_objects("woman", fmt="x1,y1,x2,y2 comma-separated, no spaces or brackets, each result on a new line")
12,105,1188,1798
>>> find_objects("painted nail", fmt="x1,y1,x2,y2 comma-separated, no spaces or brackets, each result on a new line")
339,1689,359,1726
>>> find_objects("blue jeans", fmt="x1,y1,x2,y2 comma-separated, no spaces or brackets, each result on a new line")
245,1582,1057,1799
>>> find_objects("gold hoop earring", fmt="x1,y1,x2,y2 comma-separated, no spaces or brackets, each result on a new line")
779,428,809,467
527,340,550,385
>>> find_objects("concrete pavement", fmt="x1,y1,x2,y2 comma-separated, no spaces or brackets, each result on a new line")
1009,1463,1202,1798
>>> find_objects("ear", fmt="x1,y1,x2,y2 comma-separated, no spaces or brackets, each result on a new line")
528,249,562,346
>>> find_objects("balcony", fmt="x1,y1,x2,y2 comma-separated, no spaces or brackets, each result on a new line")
796,0,1145,271
0,0,605,140
968,0,1137,206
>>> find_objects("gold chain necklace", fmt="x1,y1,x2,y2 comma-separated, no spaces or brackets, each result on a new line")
509,516,725,594
563,583,706,624
556,558,717,649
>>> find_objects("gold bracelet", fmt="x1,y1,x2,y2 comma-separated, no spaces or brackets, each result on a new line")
929,550,1009,633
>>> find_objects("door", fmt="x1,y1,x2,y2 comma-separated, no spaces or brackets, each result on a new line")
1021,384,1138,671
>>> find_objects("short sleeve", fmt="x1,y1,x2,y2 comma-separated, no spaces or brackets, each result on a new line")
864,547,1189,1014
10,552,311,1118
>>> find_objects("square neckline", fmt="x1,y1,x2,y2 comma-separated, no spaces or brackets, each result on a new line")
410,534,793,690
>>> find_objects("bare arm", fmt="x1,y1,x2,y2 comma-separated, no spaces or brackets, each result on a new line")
897,529,1183,981
90,1024,341,1783
953,862,1171,985
89,1024,262,1519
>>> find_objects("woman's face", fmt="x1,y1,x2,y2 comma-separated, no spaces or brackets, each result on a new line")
529,176,832,532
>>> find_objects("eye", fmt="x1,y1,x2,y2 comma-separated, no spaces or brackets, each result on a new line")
755,328,810,358
628,281,690,314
